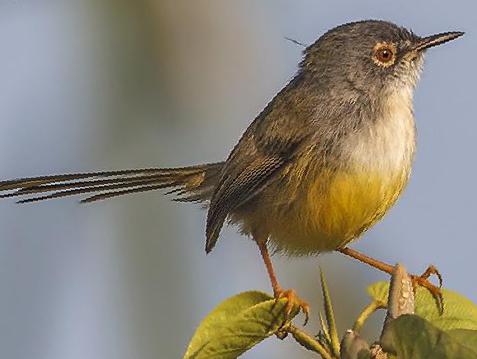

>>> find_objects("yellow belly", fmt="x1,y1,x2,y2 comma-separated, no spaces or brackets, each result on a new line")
266,168,410,255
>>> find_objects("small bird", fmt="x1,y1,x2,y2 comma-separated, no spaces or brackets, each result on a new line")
0,20,463,321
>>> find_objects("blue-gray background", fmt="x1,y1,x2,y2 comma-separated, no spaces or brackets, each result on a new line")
0,1,474,358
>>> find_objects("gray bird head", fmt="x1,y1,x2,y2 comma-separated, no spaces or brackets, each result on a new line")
302,20,463,97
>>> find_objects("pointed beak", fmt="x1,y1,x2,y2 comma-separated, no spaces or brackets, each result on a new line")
412,31,464,52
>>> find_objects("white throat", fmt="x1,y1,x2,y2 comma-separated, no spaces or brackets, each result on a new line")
349,86,417,174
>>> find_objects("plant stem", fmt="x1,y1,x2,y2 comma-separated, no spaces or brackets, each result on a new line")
353,300,386,332
288,325,334,359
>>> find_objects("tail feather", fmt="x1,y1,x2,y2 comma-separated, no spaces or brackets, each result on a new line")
15,179,173,204
81,183,178,203
0,175,167,198
0,168,178,190
0,162,224,204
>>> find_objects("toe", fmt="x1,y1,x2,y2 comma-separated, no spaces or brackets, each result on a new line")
411,275,444,314
274,289,310,326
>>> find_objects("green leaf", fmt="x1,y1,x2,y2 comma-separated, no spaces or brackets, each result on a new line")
389,314,477,358
415,288,477,332
183,291,299,359
447,329,477,351
318,311,332,348
320,269,340,357
367,281,389,304
367,282,477,331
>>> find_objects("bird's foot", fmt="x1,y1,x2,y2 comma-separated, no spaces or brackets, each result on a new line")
338,248,444,314
410,265,444,314
273,288,310,327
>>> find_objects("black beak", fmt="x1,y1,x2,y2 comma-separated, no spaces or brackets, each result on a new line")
413,31,464,52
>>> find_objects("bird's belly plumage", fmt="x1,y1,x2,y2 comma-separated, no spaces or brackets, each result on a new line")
266,168,412,256
265,91,416,255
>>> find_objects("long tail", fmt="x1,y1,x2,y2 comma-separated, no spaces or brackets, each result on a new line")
0,162,224,204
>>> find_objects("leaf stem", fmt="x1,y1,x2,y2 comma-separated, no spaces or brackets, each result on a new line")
353,300,386,333
288,325,334,359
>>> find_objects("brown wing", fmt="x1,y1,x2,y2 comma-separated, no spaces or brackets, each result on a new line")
205,127,307,252
205,72,317,253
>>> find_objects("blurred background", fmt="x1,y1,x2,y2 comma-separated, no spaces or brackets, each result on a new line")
0,1,475,358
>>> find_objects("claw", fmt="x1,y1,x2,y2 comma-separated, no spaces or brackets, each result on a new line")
273,288,310,327
411,265,444,314
419,265,443,288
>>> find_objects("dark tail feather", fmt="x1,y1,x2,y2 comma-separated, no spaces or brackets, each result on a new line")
0,162,224,204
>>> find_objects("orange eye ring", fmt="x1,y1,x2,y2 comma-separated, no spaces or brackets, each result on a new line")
372,42,397,67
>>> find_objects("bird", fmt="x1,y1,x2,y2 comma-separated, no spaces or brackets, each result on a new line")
0,20,464,322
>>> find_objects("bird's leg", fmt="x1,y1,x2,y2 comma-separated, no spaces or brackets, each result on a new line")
256,240,310,325
338,247,444,313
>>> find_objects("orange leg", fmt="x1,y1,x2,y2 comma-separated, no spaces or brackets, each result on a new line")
338,247,444,313
257,240,281,296
257,240,310,325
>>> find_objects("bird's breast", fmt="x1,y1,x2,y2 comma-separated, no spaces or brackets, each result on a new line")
346,89,416,175
268,89,417,255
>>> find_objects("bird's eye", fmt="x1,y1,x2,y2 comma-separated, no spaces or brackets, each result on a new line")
377,48,393,61
372,43,397,67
